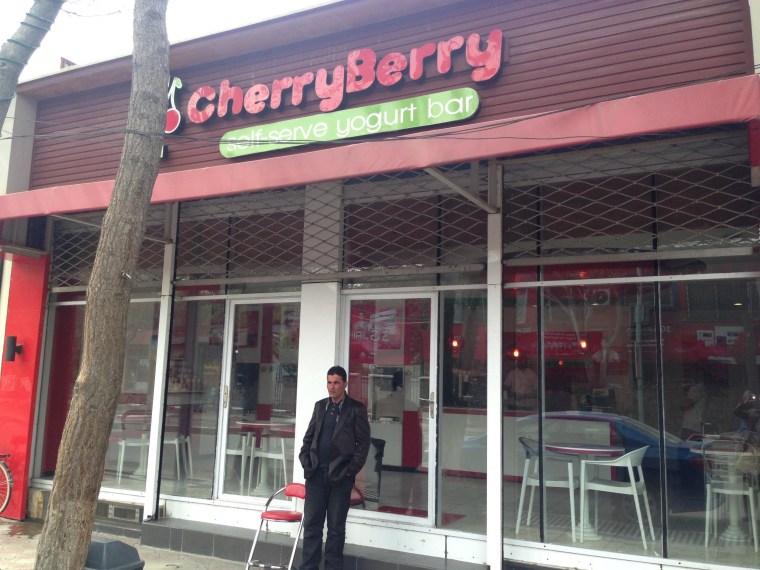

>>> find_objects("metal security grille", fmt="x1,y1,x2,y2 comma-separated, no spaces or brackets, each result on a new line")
342,164,488,274
175,188,305,281
686,280,760,321
175,163,489,283
501,131,758,260
49,207,166,288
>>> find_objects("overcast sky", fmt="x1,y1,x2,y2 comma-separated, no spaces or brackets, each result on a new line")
1,0,343,80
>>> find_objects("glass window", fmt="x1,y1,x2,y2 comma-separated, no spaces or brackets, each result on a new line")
439,292,488,533
220,302,299,498
504,278,665,554
41,302,161,493
347,298,431,520
160,299,225,498
664,276,760,567
503,267,760,567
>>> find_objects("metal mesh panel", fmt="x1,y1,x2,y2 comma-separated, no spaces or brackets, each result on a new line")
176,188,305,281
50,207,166,288
176,164,489,283
686,280,756,321
342,164,489,272
502,132,758,259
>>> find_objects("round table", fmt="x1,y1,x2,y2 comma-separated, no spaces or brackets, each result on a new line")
236,420,295,495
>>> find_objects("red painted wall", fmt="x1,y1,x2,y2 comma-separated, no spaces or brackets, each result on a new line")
0,255,49,520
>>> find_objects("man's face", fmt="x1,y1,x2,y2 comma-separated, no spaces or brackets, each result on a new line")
327,374,347,402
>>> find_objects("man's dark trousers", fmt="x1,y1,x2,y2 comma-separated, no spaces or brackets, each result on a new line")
301,468,353,570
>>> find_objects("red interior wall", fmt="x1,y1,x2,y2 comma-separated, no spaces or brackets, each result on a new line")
40,305,80,474
0,254,49,520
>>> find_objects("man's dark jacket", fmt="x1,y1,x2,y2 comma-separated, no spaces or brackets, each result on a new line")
299,395,371,484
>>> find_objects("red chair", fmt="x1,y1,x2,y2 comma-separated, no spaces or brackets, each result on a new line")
245,482,306,570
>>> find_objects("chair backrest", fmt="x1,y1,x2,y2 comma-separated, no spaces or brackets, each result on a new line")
284,482,306,500
735,443,759,484
363,438,385,502
702,439,746,484
608,445,649,468
518,437,539,460
121,408,150,433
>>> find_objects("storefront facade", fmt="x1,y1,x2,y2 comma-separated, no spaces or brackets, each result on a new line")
1,1,760,569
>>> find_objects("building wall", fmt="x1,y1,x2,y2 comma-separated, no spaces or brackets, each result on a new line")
28,0,752,190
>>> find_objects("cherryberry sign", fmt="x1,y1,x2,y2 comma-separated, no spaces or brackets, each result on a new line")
174,29,505,157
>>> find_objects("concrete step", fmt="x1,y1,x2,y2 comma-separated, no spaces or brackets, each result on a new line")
141,518,490,570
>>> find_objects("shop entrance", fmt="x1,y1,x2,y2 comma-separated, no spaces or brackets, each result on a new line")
344,295,437,524
217,299,300,499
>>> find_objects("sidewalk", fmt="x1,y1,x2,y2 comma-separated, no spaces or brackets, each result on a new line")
0,518,243,570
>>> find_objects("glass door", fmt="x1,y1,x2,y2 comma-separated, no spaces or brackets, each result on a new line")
345,295,437,524
217,300,300,499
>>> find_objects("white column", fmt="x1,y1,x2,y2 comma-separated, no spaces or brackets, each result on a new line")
0,95,37,358
0,95,36,198
749,1,760,73
293,181,345,478
486,162,503,569
293,281,342,483
144,203,178,520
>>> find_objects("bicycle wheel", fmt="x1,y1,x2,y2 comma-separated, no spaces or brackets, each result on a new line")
0,461,11,514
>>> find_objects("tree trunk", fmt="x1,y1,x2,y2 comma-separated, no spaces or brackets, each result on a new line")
34,1,169,568
0,0,64,127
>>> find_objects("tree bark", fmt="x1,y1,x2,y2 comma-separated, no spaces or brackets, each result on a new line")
0,0,64,127
34,1,169,568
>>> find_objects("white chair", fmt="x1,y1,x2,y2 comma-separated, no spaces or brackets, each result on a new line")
118,408,194,483
580,445,655,550
161,433,193,479
163,409,194,479
703,440,758,552
516,437,578,542
249,429,291,492
226,432,252,495
116,408,150,484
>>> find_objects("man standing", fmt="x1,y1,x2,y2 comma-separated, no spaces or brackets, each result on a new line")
299,366,371,570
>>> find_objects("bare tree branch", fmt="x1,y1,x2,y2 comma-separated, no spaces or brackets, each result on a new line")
0,0,65,128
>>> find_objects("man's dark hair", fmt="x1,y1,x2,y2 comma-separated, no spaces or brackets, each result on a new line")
327,365,348,382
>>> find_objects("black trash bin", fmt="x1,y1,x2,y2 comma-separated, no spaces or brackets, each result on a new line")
84,536,145,570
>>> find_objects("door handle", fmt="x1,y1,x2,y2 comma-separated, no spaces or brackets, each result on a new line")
419,391,435,419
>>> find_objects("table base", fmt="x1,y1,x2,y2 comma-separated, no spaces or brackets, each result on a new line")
719,525,749,543
580,522,602,541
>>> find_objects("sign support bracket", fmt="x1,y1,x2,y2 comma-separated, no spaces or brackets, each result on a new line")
423,167,499,214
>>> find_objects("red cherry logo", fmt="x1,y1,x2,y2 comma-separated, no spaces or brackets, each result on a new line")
165,108,181,134
164,77,183,135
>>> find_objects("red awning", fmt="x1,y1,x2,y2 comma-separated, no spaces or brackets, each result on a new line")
1,75,759,221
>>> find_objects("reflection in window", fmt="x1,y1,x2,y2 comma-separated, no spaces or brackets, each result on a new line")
41,302,161,494
347,298,430,522
160,299,225,499
221,302,299,498
439,292,487,533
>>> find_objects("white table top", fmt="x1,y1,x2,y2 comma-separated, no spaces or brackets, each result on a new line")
545,442,625,456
